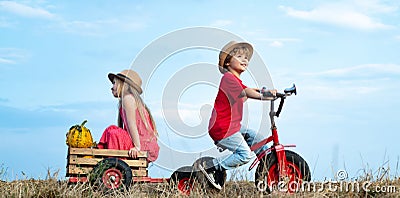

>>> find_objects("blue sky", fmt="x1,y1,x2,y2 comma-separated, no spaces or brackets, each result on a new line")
0,0,399,182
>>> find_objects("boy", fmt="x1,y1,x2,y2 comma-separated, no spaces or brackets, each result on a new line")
199,41,276,189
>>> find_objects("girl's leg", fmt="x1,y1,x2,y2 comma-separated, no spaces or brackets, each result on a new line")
98,125,134,150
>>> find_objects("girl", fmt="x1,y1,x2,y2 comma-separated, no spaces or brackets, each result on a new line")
97,69,159,162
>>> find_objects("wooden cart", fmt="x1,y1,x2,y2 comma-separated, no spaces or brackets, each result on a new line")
66,147,168,190
66,147,208,195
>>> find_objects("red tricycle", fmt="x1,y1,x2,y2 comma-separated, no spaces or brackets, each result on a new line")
172,84,311,194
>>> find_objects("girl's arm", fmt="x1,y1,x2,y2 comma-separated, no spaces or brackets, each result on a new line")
244,87,277,100
122,94,141,158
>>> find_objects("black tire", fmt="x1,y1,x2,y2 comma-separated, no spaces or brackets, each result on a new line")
89,158,133,192
255,150,311,193
169,166,197,196
192,156,226,191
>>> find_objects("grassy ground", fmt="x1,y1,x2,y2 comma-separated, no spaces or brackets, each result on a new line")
1,163,399,197
1,176,399,197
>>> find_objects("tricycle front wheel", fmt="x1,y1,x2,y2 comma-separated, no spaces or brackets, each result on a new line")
255,150,311,193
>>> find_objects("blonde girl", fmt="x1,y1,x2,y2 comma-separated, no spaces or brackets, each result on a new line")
98,69,159,162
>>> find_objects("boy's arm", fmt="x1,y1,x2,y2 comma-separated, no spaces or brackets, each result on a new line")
244,87,277,100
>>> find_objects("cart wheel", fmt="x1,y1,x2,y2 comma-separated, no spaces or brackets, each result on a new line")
89,158,132,192
255,150,311,193
192,156,226,191
170,166,196,196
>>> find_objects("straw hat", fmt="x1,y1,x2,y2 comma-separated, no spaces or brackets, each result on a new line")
218,41,253,74
108,69,143,94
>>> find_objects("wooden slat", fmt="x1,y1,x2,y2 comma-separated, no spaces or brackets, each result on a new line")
69,148,147,158
66,154,77,177
132,170,148,177
67,165,147,177
67,165,92,174
69,156,147,167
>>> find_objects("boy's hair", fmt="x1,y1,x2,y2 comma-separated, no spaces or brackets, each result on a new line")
222,46,252,69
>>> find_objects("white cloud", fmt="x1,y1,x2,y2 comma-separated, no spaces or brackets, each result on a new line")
0,48,28,65
58,20,101,36
0,57,15,64
304,64,400,77
0,1,146,36
210,19,233,27
279,3,392,30
395,35,400,41
58,18,146,36
258,38,301,48
107,18,146,32
264,38,302,42
0,1,55,19
300,82,381,100
269,41,283,47
352,0,398,13
297,64,400,99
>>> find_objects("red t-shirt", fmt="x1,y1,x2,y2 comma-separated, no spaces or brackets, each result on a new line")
208,72,247,141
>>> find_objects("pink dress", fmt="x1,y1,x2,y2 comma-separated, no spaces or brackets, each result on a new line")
97,107,160,162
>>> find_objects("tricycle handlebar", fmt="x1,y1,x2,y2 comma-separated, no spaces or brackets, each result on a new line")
276,84,296,117
284,84,297,96
262,84,296,117
262,84,296,99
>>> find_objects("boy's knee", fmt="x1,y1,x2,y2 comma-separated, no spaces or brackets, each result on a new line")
237,150,253,163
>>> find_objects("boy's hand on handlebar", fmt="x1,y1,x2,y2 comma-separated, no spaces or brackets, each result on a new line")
259,88,277,100
261,88,277,97
269,89,277,96
256,88,276,94
246,87,277,100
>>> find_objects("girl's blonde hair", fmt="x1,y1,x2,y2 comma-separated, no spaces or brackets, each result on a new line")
114,78,158,136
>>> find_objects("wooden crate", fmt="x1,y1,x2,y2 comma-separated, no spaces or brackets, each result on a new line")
66,147,148,178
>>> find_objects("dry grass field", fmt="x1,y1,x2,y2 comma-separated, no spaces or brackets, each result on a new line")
0,168,399,198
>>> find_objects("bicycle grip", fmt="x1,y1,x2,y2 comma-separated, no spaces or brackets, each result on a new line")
276,97,285,117
276,93,285,98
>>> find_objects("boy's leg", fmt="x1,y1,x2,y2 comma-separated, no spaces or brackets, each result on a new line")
240,128,269,155
197,132,253,190
213,132,254,170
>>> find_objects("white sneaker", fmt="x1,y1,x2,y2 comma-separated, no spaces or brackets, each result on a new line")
198,162,222,190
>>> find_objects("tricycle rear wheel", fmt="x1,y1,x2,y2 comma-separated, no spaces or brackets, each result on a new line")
192,156,226,191
170,166,196,196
